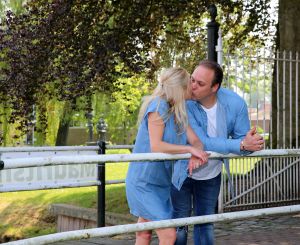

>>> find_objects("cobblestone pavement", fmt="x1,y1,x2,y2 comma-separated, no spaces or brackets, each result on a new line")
53,213,300,245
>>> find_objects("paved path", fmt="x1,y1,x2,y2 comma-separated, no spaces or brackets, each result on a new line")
53,212,300,245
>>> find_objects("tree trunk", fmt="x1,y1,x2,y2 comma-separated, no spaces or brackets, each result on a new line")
55,102,72,146
271,0,300,148
0,101,9,146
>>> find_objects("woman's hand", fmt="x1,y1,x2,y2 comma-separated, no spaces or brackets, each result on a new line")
187,147,210,175
190,146,209,162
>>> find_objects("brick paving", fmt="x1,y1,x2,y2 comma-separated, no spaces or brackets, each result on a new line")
53,213,300,245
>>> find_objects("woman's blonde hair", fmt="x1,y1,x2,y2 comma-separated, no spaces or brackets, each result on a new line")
138,67,190,133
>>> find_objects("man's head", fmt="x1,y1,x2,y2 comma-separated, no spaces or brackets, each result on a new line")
190,60,223,107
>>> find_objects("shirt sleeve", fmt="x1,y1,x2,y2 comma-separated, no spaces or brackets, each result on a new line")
144,98,169,120
230,100,251,154
187,101,242,154
230,100,250,139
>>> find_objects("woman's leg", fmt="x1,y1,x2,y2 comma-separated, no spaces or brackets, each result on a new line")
135,217,152,245
156,227,176,245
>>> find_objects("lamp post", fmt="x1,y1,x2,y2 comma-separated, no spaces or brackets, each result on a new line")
96,118,107,227
207,4,219,62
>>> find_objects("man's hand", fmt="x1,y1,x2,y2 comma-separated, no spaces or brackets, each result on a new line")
241,127,264,151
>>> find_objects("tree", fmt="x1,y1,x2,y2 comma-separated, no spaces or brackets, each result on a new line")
0,0,272,145
0,0,27,146
271,0,300,148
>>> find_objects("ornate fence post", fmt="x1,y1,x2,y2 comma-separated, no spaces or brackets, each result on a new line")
96,118,107,227
85,111,93,143
207,4,219,62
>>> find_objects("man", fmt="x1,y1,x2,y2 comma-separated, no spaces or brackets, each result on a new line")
171,60,264,245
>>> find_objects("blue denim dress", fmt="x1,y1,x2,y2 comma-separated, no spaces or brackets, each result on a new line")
126,97,187,221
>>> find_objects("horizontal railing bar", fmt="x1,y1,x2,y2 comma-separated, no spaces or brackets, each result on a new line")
0,146,99,152
106,179,125,185
0,145,134,153
1,149,300,170
106,145,134,150
0,179,124,192
0,152,189,170
5,205,300,245
0,181,101,192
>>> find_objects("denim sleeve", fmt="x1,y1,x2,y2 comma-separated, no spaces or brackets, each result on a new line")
230,100,250,139
144,98,168,119
187,101,242,154
230,100,251,154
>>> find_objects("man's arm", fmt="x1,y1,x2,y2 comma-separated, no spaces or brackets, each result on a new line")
187,102,242,154
187,100,264,154
230,100,264,152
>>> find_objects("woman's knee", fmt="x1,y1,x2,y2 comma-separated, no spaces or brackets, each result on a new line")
136,217,152,243
156,228,176,244
136,230,152,241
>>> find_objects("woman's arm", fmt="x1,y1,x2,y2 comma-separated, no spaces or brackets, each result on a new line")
186,126,204,150
148,112,208,165
148,112,192,154
186,126,209,174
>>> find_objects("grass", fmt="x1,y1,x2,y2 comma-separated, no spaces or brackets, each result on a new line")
227,157,261,174
0,148,260,242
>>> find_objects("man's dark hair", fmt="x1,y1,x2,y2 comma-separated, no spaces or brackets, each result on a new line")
198,60,223,90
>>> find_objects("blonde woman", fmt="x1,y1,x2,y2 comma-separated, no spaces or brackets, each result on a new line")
125,67,209,245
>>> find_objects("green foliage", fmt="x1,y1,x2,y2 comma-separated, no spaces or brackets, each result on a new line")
93,71,151,144
0,0,274,144
0,0,27,19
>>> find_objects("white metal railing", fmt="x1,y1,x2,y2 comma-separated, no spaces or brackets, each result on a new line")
0,181,102,192
1,148,300,244
0,144,133,153
0,146,99,153
0,145,133,193
4,205,300,245
2,149,300,170
1,149,300,210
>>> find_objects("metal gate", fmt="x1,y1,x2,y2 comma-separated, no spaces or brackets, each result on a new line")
219,49,300,211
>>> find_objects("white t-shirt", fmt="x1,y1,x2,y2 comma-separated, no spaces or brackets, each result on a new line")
191,102,222,180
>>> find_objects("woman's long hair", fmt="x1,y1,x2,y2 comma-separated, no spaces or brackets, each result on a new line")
138,67,190,133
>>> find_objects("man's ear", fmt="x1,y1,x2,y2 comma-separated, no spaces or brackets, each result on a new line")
212,83,219,93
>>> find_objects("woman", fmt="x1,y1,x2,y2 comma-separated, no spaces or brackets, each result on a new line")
126,67,208,245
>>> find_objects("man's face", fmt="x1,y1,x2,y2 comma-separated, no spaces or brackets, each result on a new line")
190,65,219,102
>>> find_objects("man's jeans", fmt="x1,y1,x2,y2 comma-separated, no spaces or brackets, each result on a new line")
171,174,221,245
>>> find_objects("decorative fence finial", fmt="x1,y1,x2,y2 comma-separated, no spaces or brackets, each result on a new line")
206,3,219,62
208,4,217,22
97,118,108,142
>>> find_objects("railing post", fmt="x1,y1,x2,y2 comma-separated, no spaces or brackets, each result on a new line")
207,4,219,62
96,118,108,227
